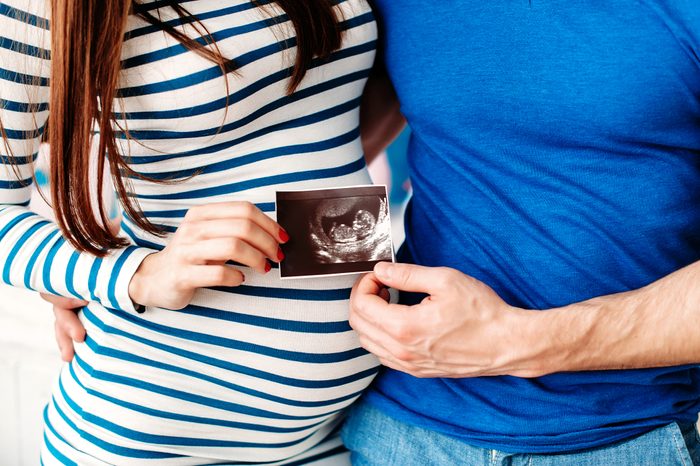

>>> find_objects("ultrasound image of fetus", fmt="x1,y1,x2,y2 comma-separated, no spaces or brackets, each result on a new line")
329,210,376,243
277,186,394,278
308,195,392,264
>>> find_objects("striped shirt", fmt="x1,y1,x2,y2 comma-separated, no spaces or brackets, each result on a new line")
0,0,379,464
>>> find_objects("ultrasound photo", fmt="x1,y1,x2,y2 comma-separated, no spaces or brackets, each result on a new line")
276,186,394,278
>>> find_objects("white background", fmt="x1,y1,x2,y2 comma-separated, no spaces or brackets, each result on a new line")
0,285,61,466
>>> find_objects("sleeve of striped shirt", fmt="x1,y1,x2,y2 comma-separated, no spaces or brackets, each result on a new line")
0,1,155,313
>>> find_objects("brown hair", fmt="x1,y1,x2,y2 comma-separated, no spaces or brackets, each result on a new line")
43,0,342,256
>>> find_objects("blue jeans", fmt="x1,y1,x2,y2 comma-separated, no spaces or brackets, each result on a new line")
341,400,700,466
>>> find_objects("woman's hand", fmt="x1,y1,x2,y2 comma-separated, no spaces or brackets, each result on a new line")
41,293,88,362
129,201,288,310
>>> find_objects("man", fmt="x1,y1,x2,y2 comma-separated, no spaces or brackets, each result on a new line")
344,1,700,465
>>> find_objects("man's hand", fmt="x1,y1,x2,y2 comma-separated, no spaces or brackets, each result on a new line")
352,259,700,377
41,293,87,362
349,262,545,378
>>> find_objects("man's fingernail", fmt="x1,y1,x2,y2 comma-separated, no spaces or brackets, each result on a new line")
279,228,290,243
375,262,392,279
379,287,391,302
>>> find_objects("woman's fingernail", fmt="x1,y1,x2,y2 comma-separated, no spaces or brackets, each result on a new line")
277,247,285,262
265,261,272,273
279,228,290,243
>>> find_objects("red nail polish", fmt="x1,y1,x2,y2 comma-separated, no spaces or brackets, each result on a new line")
277,247,285,262
279,228,290,243
265,261,272,273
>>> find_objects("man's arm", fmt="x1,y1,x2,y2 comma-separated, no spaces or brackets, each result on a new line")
349,261,700,379
535,259,700,374
360,65,406,165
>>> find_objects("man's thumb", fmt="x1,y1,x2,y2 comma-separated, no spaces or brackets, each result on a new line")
373,262,437,294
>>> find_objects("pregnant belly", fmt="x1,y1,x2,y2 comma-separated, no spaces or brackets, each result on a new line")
61,272,378,461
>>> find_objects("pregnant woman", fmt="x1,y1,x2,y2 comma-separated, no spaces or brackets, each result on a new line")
0,0,384,463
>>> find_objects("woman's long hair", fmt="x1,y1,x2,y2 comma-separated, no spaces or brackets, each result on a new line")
44,0,341,256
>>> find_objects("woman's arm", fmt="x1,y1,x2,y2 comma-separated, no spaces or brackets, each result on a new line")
360,63,406,165
2,3,287,315
0,3,157,313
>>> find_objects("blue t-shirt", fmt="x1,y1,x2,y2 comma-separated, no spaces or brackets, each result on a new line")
367,0,700,453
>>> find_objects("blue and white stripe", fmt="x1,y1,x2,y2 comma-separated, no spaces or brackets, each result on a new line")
0,0,378,463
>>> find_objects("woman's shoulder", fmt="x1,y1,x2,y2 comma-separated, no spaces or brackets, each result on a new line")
2,0,50,28
2,0,50,55
1,0,50,89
